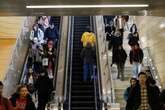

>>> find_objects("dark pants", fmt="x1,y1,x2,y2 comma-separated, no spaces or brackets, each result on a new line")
117,63,125,80
37,95,49,110
83,63,93,81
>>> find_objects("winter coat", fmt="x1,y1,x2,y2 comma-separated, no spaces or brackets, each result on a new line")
81,32,96,47
112,48,127,65
126,84,160,110
35,75,53,100
124,86,131,101
0,97,13,110
159,89,165,110
30,28,44,44
81,46,96,64
109,35,123,49
10,93,36,110
128,32,139,46
44,27,59,41
129,48,143,64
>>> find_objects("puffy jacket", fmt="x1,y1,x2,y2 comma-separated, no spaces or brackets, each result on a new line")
81,32,96,47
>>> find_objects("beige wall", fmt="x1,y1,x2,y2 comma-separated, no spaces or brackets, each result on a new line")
0,17,24,80
135,16,165,87
0,17,25,38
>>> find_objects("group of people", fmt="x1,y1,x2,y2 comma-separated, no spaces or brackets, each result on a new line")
26,16,60,110
124,72,165,110
104,16,165,110
104,15,143,81
0,16,60,110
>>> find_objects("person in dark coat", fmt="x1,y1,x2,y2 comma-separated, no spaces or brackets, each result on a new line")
128,24,139,47
81,43,96,81
159,89,165,110
124,78,137,101
109,29,123,50
44,23,59,48
112,45,127,80
129,44,144,78
35,69,53,110
10,85,36,110
126,72,160,110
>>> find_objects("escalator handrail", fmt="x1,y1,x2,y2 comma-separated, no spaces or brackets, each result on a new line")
92,16,103,107
143,47,162,89
63,16,74,110
19,49,30,84
53,16,63,89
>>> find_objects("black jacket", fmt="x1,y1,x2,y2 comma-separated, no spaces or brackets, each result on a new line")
44,27,59,41
10,93,36,110
81,46,96,64
128,32,139,46
129,48,143,64
126,84,160,110
112,48,127,64
35,75,53,99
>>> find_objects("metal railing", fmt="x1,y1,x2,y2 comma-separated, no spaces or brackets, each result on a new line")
92,16,103,110
63,16,73,110
142,47,162,89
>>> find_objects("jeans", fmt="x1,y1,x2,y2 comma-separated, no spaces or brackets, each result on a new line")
132,62,142,78
83,63,93,81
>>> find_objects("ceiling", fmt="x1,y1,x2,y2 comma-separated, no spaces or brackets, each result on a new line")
0,0,165,16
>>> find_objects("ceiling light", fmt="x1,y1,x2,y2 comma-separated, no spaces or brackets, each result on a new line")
26,4,149,9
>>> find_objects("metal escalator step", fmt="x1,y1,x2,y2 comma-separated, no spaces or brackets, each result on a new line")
71,101,95,107
71,96,95,101
71,107,95,110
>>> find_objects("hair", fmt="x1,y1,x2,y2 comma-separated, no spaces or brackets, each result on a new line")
16,85,27,93
86,26,92,32
138,72,147,78
130,24,137,33
0,81,3,86
130,77,137,83
147,76,156,85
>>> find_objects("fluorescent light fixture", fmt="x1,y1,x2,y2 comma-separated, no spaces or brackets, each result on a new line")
26,4,149,9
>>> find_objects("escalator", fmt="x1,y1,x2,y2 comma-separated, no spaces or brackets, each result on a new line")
71,16,95,110
20,16,61,85
60,16,98,110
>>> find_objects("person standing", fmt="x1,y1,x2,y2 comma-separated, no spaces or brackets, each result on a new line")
81,43,95,81
124,78,137,101
112,45,127,81
129,44,143,78
35,69,53,110
0,81,13,110
10,85,36,110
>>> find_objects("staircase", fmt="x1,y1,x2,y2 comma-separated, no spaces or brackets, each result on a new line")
110,31,132,110
70,16,95,110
